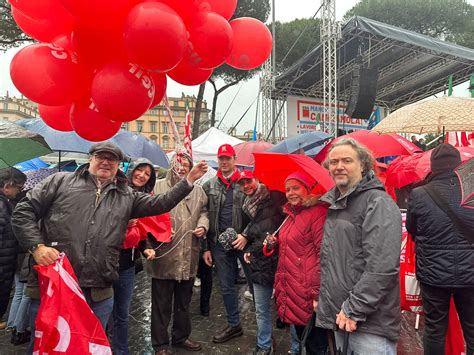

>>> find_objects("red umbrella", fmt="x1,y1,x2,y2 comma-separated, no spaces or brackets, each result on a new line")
253,152,335,194
385,147,474,189
234,141,273,166
315,130,421,163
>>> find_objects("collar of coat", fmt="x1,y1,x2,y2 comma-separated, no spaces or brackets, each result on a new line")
283,194,321,217
320,171,385,210
76,164,129,192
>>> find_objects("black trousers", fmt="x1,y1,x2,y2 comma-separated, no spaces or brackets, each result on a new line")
0,277,14,318
294,323,329,355
197,258,212,312
151,278,194,351
420,282,474,355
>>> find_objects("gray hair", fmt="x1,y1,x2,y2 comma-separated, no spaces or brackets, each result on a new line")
323,138,375,176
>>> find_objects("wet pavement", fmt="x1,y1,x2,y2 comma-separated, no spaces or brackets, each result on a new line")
1,271,424,354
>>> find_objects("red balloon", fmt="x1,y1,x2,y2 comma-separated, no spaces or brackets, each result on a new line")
59,0,133,31
148,72,167,108
167,57,212,86
8,0,66,19
38,104,74,131
203,0,237,20
72,26,127,70
10,44,86,106
187,11,233,69
153,0,204,24
226,17,272,70
11,6,73,42
70,98,121,142
124,2,187,71
91,62,155,122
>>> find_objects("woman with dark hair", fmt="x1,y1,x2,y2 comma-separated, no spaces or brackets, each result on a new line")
0,167,26,330
272,171,329,355
111,159,159,355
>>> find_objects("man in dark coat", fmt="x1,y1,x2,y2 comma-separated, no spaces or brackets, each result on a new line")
11,142,207,354
0,167,26,329
407,144,474,355
317,138,402,354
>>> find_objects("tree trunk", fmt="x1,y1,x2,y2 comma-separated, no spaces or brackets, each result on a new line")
193,82,205,138
208,78,241,127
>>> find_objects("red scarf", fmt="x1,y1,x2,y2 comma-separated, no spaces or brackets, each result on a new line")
216,169,240,190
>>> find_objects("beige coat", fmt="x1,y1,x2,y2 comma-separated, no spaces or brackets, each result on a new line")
147,172,209,281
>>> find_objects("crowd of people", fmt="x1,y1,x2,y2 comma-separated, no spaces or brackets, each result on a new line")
0,138,472,355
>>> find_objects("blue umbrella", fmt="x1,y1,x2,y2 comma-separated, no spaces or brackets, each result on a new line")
15,119,169,168
14,157,49,172
269,131,332,154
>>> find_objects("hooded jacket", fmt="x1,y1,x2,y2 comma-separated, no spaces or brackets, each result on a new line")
119,158,157,271
316,173,402,342
274,196,327,326
11,164,193,290
406,171,474,287
147,169,209,280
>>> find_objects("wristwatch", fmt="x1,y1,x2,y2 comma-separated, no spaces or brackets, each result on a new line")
28,243,45,255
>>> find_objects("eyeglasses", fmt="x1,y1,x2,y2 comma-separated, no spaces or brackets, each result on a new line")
93,154,119,163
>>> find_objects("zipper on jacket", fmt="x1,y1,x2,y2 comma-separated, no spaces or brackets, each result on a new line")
95,187,101,207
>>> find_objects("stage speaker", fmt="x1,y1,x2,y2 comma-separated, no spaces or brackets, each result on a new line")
344,67,379,120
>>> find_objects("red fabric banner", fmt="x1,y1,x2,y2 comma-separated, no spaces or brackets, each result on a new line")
33,254,111,354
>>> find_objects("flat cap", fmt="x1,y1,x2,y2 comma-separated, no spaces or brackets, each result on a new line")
89,142,124,161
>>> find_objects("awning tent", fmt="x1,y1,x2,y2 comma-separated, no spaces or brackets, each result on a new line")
273,16,474,111
192,127,243,161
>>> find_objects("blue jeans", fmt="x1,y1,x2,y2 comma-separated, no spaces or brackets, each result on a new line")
112,266,136,355
253,283,273,350
7,273,31,332
211,242,253,326
26,289,114,355
334,331,397,355
290,325,300,353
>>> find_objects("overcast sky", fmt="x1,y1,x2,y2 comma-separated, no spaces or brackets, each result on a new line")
1,0,472,134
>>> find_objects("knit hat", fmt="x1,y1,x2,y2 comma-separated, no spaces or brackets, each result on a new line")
284,171,316,191
430,143,461,174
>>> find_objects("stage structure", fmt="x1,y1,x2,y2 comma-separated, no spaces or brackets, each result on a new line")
273,16,474,134
260,0,338,141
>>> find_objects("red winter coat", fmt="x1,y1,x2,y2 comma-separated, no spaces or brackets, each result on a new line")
274,197,327,326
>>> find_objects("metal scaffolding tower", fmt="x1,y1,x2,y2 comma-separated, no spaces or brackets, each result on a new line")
260,59,274,140
321,0,339,137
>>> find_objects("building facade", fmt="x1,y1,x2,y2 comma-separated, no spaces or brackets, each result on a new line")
122,94,210,151
0,94,40,121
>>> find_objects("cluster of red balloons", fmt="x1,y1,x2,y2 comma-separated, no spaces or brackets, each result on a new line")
9,0,272,141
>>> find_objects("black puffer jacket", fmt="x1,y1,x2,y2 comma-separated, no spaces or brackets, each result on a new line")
12,164,193,289
406,171,474,287
243,188,285,287
0,192,17,284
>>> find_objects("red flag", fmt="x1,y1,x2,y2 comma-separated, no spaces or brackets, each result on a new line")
33,254,111,354
122,213,172,248
183,104,193,159
445,297,465,355
446,132,473,147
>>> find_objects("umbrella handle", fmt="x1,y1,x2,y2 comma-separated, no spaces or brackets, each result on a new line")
262,245,274,257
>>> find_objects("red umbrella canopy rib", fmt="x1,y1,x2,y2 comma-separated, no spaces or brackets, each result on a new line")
385,147,474,189
253,152,335,195
315,130,421,163
234,141,273,166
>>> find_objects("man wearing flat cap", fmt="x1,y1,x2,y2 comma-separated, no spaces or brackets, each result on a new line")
12,142,208,354
407,144,474,355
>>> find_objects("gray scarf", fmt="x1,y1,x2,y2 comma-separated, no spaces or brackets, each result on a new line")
243,183,269,218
